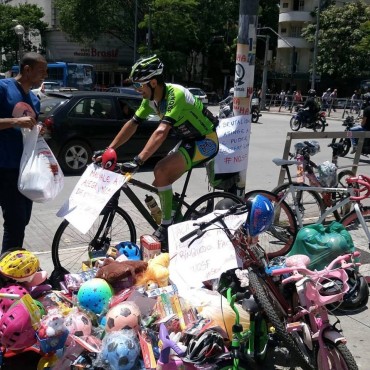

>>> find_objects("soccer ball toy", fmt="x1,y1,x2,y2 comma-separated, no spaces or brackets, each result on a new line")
64,310,92,336
105,301,141,333
101,331,140,370
77,278,113,315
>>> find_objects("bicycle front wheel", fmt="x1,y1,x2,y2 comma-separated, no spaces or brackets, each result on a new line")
183,192,244,220
248,270,313,370
52,206,136,272
316,339,358,370
244,190,298,258
272,183,325,226
290,117,301,131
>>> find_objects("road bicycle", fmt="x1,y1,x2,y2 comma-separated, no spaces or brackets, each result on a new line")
179,204,313,370
271,252,360,369
273,140,355,224
51,165,243,274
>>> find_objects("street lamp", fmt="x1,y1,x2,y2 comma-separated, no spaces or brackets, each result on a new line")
14,23,25,68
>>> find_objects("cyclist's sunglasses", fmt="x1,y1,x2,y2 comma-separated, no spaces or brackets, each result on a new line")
132,81,149,89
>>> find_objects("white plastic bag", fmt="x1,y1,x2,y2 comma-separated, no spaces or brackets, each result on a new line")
18,126,64,202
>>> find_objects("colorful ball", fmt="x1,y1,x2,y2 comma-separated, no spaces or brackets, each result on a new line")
64,311,92,337
77,278,113,315
105,301,141,333
101,331,140,370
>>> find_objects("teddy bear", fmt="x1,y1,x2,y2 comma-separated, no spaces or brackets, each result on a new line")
135,253,170,289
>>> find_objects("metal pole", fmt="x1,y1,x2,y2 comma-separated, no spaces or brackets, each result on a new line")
231,0,259,197
148,6,152,54
260,35,269,110
311,0,321,90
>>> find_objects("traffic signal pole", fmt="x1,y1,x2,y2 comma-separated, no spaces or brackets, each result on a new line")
232,0,259,196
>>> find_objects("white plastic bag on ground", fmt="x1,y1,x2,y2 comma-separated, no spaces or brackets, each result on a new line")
18,126,64,202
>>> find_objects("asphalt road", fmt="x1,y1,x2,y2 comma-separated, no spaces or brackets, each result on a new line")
1,109,370,368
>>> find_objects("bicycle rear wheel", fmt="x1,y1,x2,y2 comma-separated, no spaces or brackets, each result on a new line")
244,190,297,258
340,206,370,278
183,192,243,220
272,183,325,226
52,206,136,273
332,170,356,220
316,339,358,370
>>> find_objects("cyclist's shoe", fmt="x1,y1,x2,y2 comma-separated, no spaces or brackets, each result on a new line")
350,146,357,154
153,225,169,252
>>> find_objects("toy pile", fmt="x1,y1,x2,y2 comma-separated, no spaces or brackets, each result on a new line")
0,243,251,370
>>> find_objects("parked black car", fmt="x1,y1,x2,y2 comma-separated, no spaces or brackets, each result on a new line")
40,91,177,175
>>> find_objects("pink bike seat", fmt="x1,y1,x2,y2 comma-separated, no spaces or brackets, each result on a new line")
285,254,311,268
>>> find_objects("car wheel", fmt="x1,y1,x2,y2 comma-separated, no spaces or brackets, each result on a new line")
58,140,92,175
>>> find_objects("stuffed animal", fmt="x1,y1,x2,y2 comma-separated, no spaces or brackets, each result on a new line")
95,259,148,285
135,253,170,289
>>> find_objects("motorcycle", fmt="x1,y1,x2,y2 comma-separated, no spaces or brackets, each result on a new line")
289,108,327,132
251,98,262,123
219,97,262,123
331,115,370,157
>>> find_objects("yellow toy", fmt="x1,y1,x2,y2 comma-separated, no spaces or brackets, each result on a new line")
135,253,170,289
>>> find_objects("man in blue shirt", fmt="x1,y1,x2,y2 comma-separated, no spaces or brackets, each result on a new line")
0,52,47,252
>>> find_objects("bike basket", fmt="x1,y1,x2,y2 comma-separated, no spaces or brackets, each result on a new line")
317,161,338,187
294,140,320,156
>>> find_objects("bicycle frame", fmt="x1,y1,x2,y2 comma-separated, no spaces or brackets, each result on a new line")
278,182,370,243
121,169,194,231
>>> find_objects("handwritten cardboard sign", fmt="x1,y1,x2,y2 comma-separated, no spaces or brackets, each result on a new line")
57,164,126,234
214,115,251,174
168,211,246,291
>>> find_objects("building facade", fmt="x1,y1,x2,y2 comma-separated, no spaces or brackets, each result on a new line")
5,0,135,88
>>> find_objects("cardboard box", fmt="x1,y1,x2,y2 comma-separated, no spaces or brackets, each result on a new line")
140,234,161,261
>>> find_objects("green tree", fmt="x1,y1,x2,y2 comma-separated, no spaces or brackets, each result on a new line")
302,1,370,79
55,0,143,48
0,4,48,72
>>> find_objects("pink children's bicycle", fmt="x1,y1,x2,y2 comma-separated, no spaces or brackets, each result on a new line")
271,252,360,370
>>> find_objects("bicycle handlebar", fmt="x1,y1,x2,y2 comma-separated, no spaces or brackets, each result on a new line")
179,204,249,243
346,174,370,201
271,251,360,284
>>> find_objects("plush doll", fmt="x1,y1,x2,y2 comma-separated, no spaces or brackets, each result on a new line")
135,253,170,289
95,259,148,285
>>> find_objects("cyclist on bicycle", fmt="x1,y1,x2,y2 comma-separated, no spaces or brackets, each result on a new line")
300,89,320,124
93,55,219,250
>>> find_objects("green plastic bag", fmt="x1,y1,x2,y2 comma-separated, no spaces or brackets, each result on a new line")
288,221,355,270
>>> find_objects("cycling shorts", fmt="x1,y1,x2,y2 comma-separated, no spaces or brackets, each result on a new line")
176,131,219,171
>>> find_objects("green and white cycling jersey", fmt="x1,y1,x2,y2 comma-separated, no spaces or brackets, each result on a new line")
133,83,215,139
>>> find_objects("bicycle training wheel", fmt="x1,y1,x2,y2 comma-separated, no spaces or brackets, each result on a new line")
340,206,370,278
272,183,325,226
244,190,298,258
52,206,136,273
248,270,312,370
183,192,244,220
332,170,356,220
290,117,301,131
316,339,358,370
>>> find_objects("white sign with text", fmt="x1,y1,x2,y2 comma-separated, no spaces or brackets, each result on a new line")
168,211,245,291
214,115,251,174
57,164,126,234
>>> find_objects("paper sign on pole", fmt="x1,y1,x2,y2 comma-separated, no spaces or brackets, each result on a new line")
168,211,245,291
214,115,251,174
57,164,126,234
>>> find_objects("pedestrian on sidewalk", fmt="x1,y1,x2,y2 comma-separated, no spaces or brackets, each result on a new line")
0,52,48,253
350,106,370,154
330,89,338,112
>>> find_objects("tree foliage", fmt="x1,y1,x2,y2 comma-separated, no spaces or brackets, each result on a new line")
0,4,48,72
302,1,370,78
